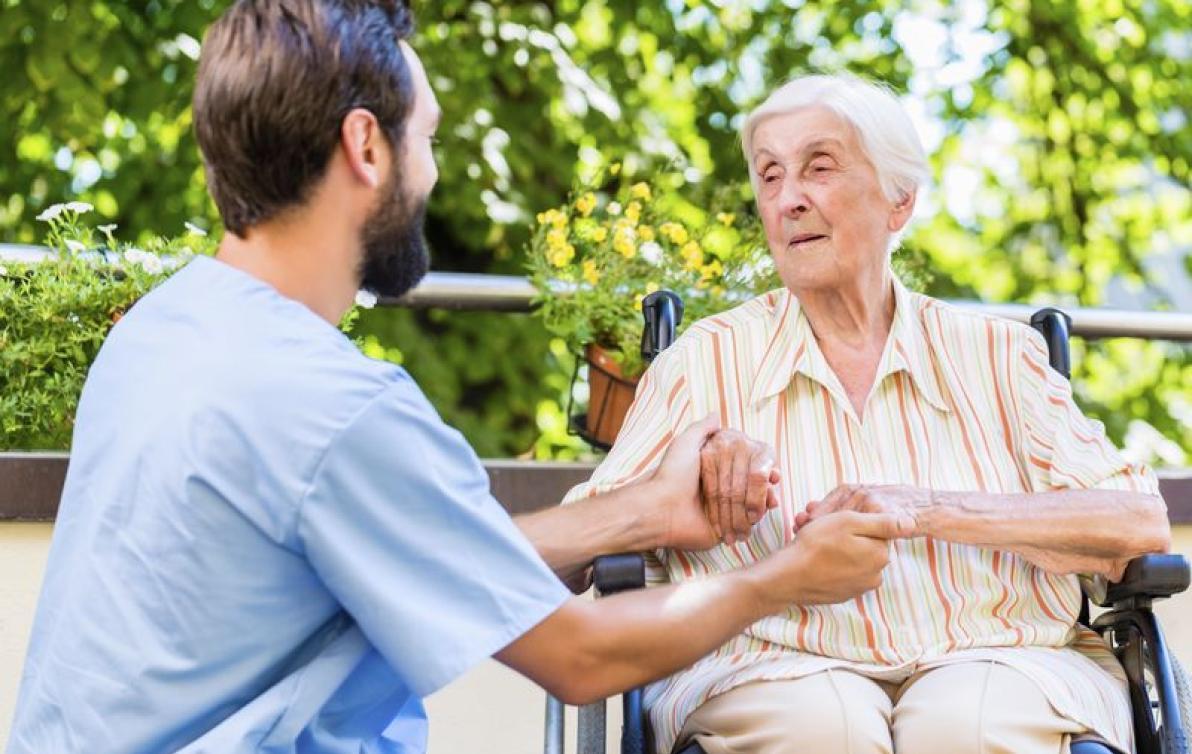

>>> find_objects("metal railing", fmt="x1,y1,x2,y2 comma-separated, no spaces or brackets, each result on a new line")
4,244,1191,340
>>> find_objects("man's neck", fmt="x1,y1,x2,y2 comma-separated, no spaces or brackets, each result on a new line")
215,212,360,326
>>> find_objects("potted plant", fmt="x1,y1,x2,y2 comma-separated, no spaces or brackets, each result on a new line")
526,169,780,448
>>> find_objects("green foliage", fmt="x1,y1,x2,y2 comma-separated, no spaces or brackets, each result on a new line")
1,0,1188,463
0,205,216,448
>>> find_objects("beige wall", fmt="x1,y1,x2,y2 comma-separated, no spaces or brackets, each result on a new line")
2,523,1191,752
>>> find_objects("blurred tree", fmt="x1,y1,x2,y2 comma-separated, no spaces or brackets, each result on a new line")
1,0,1187,461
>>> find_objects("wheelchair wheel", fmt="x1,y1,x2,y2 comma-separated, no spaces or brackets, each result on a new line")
1174,656,1192,747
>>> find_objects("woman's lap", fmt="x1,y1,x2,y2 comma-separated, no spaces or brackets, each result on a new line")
676,660,1092,754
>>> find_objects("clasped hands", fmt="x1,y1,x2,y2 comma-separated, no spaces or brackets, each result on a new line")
648,419,923,604
654,419,924,552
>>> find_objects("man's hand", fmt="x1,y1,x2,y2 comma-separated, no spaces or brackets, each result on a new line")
648,415,723,551
754,510,916,607
795,484,933,536
699,428,781,545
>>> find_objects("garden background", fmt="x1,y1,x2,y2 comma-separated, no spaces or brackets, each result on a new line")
2,0,1189,462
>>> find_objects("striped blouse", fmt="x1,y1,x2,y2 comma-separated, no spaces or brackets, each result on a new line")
564,279,1160,754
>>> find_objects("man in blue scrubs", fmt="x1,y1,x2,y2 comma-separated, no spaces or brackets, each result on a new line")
7,3,914,753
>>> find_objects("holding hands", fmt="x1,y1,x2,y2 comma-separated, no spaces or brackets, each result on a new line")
654,423,918,604
698,428,781,544
795,484,929,537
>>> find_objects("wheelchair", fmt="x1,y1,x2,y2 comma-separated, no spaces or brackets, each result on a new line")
547,292,1191,754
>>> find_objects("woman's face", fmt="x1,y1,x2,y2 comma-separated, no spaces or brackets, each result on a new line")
750,106,913,295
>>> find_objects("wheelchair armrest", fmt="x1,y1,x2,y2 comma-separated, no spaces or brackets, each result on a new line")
590,553,650,754
593,552,646,595
1082,553,1191,608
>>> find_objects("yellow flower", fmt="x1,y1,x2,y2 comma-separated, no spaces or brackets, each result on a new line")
613,226,637,258
699,259,723,282
630,182,652,201
539,208,567,229
546,228,568,251
609,162,622,176
646,282,660,294
634,294,644,312
625,201,642,224
590,226,608,243
575,192,597,217
716,212,736,227
582,259,600,285
637,225,656,242
660,222,688,245
548,243,576,268
681,240,703,269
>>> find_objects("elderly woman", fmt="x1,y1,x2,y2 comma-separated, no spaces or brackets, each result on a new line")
564,74,1170,754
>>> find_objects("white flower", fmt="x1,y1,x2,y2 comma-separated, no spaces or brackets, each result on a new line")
36,204,65,222
184,221,208,237
123,247,148,265
0,266,7,277
606,201,622,216
98,224,117,234
64,239,86,254
140,254,164,275
639,241,663,265
355,290,378,309
37,201,93,222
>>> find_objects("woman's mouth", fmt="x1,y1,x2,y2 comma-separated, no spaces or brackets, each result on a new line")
788,234,827,248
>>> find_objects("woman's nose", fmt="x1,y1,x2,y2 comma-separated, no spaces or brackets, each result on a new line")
778,179,810,217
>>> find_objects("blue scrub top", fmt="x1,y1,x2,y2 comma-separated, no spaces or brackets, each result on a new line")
8,256,570,754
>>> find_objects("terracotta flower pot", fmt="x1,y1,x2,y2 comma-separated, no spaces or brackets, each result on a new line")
584,343,640,447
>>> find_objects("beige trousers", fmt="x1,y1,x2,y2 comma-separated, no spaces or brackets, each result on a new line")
675,661,1114,754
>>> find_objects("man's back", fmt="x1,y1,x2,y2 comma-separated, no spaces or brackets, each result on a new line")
9,256,568,753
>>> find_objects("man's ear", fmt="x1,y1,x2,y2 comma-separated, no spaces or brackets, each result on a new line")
340,108,389,189
888,188,917,232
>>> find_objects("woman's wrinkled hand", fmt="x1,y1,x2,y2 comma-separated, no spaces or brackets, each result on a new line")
698,428,781,544
796,484,932,537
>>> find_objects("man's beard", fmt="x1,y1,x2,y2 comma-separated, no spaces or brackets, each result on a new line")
358,172,430,300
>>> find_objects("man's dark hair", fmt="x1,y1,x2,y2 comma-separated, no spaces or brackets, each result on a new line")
193,0,415,237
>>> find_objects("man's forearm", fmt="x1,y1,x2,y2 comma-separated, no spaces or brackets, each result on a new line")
515,480,667,589
496,558,794,705
922,489,1170,562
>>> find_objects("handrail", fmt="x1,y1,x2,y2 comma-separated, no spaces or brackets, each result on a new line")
4,244,1191,340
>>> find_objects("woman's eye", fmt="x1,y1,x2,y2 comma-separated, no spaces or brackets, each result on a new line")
762,172,780,184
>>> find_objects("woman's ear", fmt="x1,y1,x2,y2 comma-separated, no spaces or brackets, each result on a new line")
888,188,917,232
340,108,389,189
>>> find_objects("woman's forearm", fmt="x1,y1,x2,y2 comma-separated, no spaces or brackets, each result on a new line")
922,489,1170,567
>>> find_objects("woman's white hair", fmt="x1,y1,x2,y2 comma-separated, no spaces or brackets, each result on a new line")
740,73,931,206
